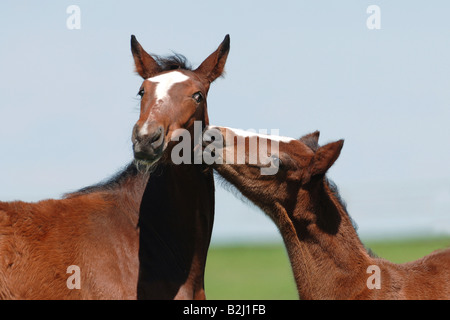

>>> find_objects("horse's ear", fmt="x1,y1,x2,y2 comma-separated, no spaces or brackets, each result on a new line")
299,131,320,152
194,34,230,86
310,140,344,176
131,35,161,79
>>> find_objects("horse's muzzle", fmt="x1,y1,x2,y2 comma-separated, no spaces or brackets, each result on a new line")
132,124,165,162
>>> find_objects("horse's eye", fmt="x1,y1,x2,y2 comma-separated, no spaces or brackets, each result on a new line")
137,88,145,98
192,92,204,103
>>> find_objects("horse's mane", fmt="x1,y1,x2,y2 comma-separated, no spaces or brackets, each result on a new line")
326,178,378,257
325,178,353,228
64,162,143,198
153,53,193,71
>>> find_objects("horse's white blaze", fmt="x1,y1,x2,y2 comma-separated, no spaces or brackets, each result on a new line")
214,126,295,143
139,122,149,136
146,71,190,101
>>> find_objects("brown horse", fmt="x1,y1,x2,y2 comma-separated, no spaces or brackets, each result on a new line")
204,126,450,300
0,35,229,300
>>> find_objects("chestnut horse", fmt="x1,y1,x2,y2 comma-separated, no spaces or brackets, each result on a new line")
204,126,450,299
0,35,229,299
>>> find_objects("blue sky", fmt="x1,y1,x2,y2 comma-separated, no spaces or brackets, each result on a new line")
1,1,450,243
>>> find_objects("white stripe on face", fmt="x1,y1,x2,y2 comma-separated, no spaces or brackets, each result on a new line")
139,122,149,136
219,127,295,143
146,71,190,101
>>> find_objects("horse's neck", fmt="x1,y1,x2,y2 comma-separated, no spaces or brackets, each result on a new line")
108,164,150,226
137,163,214,299
279,179,372,300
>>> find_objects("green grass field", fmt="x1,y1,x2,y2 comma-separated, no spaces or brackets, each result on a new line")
204,237,450,300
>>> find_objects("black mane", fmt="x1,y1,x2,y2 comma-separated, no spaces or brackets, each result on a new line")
326,178,359,231
326,178,378,257
153,53,192,71
64,162,142,198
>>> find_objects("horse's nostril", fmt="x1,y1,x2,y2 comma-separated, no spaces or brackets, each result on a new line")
150,126,164,148
151,127,161,142
133,124,164,155
132,125,141,144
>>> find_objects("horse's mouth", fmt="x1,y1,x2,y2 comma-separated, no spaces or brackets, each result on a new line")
133,138,166,161
133,156,162,173
136,156,160,165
